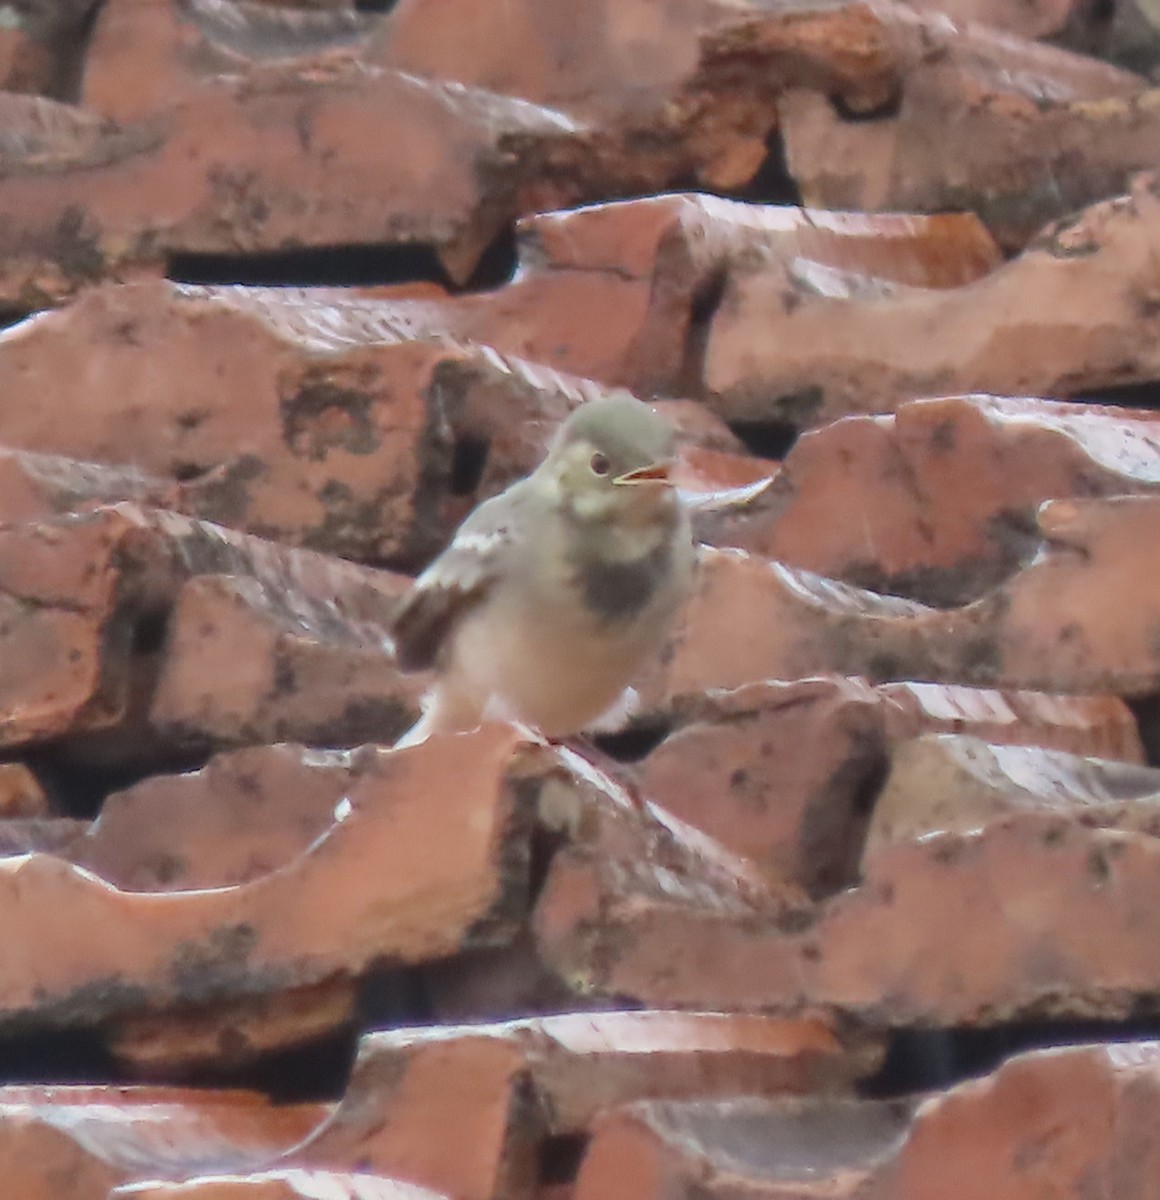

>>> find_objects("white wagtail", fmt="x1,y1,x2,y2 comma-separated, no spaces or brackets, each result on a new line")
391,394,695,746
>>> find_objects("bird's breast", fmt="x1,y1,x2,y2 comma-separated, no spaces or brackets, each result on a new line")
571,536,673,624
435,508,694,737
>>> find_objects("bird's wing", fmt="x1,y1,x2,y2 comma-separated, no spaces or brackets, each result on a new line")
390,487,524,672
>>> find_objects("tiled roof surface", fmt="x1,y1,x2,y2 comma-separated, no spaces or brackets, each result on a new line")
2,0,1160,1193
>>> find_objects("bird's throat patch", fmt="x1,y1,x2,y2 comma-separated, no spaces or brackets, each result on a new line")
573,537,672,623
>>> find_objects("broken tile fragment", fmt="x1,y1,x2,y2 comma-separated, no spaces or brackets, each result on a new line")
295,1011,867,1200
867,733,1160,851
0,208,997,529
0,284,453,565
45,0,1143,303
74,744,365,890
639,677,887,896
539,730,1160,1024
779,5,1146,250
0,68,586,299
0,1085,324,1200
0,725,535,1030
631,675,1144,904
89,0,1112,133
379,0,735,115
574,1042,1160,1199
0,282,735,562
108,979,358,1077
0,0,1020,305
168,199,991,412
0,724,794,1063
574,1094,910,1200
732,394,1160,605
637,674,1143,895
116,1173,449,1200
0,446,168,525
704,177,1160,425
326,197,994,396
651,495,1160,703
76,0,911,259
493,196,997,395
879,682,1145,763
84,0,377,121
783,78,1154,252
0,504,410,755
146,573,415,751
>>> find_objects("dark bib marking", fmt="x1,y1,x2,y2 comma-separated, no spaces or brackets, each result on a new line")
575,538,671,623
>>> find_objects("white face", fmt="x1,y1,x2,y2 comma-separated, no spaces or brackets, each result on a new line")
550,438,676,528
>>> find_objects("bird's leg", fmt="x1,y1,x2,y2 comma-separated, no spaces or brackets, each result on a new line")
481,690,647,808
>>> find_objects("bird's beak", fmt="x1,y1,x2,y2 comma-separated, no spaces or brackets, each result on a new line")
613,461,673,486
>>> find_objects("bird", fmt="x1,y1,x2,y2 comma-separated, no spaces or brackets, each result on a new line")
390,393,695,748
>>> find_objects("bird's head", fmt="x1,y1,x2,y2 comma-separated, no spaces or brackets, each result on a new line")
542,394,678,527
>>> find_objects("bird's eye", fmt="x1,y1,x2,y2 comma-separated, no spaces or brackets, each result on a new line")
589,452,611,476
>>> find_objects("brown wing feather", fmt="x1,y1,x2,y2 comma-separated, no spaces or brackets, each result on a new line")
390,488,522,672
